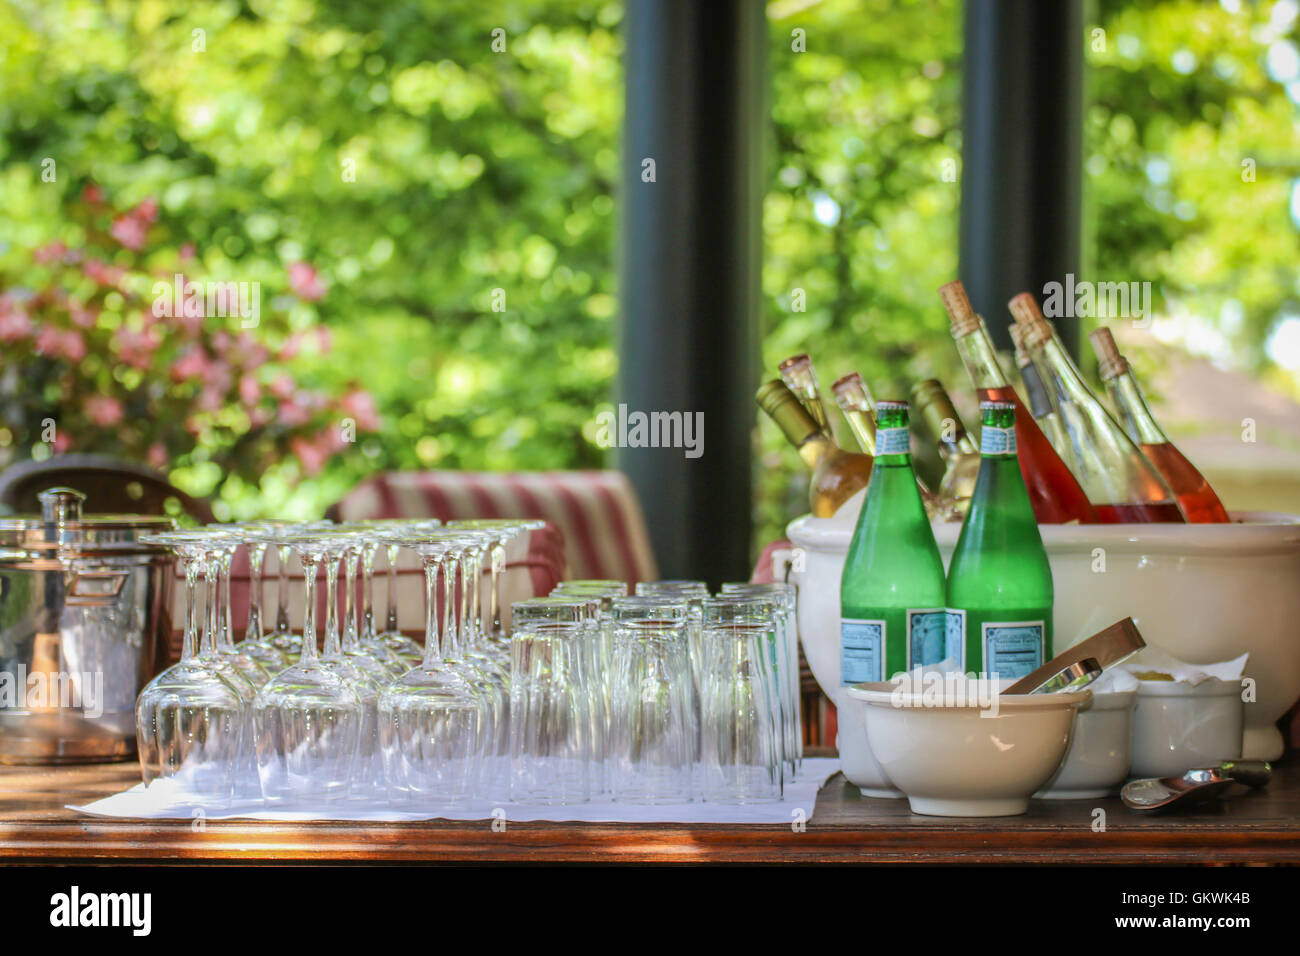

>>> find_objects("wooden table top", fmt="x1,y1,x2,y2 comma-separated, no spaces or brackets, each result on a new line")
2,756,1298,864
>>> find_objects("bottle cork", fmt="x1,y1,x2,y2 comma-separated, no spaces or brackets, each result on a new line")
1009,321,1030,368
1088,326,1130,381
1008,292,1053,349
938,280,980,336
778,354,811,376
831,371,873,411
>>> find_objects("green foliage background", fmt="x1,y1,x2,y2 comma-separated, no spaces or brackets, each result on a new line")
1,0,1297,551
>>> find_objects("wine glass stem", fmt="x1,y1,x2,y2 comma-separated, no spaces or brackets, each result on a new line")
490,543,505,636
300,558,319,662
458,552,470,652
247,544,265,643
203,560,218,654
344,550,359,647
220,550,234,649
443,555,460,658
324,556,341,657
385,544,400,631
422,559,443,668
182,557,199,661
469,549,484,646
361,545,376,641
276,545,291,633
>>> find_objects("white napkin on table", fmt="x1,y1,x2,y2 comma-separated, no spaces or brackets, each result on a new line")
69,758,842,826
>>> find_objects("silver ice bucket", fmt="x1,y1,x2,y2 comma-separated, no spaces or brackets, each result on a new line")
0,487,175,763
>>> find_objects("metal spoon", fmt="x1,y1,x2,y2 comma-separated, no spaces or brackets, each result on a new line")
1121,761,1272,811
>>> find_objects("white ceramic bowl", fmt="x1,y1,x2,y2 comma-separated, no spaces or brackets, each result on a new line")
836,695,904,798
1034,689,1136,799
846,680,1089,816
1130,678,1244,778
785,506,1300,765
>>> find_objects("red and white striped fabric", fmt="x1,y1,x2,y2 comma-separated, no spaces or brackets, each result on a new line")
332,470,659,585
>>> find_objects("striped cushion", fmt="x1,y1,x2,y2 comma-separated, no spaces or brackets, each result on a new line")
333,470,658,584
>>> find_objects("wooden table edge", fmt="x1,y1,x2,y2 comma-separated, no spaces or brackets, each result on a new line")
4,819,1300,864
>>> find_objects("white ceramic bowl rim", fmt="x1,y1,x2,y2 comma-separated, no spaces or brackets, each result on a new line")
846,681,1091,711
788,510,1300,558
1082,687,1137,710
1135,677,1243,698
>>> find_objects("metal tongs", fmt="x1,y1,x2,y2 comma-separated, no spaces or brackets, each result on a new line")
1002,617,1146,695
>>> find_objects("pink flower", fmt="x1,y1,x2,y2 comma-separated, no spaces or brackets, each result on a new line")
288,261,326,301
197,384,225,411
33,241,67,265
113,327,160,369
170,348,211,383
278,398,311,427
133,198,160,223
35,327,86,362
179,243,196,261
82,259,124,287
110,215,148,251
291,434,331,476
34,326,60,354
82,184,103,204
269,374,295,400
233,333,270,370
146,442,168,469
59,330,87,362
68,304,98,328
52,432,72,454
0,309,33,343
340,389,380,431
85,395,124,427
278,332,303,361
239,374,261,406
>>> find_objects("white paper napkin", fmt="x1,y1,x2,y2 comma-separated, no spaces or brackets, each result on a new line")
69,757,842,825
1120,647,1249,686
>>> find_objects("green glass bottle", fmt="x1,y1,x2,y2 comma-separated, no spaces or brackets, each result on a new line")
946,401,1054,680
839,401,949,683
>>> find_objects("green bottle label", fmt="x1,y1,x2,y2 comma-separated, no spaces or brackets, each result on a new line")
907,609,962,669
982,621,1044,679
876,426,910,455
980,425,1016,455
841,618,884,683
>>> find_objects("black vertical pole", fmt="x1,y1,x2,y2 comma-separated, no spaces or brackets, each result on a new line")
960,0,1084,354
619,0,764,585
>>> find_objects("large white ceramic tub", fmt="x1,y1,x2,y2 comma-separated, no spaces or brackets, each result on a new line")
783,503,1300,768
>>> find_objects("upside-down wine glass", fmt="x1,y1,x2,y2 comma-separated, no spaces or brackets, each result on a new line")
136,532,246,803
369,519,442,666
379,532,491,809
252,534,361,805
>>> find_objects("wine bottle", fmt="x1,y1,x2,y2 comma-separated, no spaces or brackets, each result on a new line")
755,379,872,518
1009,293,1185,524
1010,320,1076,475
830,372,877,454
946,401,1054,680
1089,327,1230,523
910,378,980,516
778,354,831,434
938,280,1098,525
834,371,949,521
839,401,949,682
